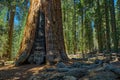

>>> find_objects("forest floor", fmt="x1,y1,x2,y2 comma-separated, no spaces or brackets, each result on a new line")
0,54,120,80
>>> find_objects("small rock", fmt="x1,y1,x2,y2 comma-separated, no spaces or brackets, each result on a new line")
88,64,99,70
65,68,87,78
66,66,73,69
64,76,77,80
103,63,113,70
72,58,82,61
46,68,56,72
71,62,82,68
103,58,111,63
40,73,53,79
49,73,65,80
56,62,66,68
29,75,41,80
57,68,69,72
94,59,103,64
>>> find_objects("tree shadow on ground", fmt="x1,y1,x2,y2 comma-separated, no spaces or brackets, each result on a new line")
0,64,46,80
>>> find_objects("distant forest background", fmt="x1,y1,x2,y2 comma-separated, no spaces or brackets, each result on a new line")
0,0,120,60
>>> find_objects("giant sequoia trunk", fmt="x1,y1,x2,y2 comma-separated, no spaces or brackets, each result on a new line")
15,0,68,66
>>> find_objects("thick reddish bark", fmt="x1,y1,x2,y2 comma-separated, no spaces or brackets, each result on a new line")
55,0,68,59
15,0,41,65
15,0,68,66
45,0,68,64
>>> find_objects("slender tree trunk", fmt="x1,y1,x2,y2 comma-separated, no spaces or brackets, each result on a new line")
7,7,15,60
81,8,85,58
104,0,111,53
117,0,120,48
96,0,103,52
73,0,77,54
62,0,68,54
109,0,118,53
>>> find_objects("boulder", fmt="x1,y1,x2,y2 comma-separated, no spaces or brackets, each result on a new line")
65,68,87,78
49,73,65,80
66,66,73,69
56,62,66,68
63,76,77,80
72,58,83,61
87,64,99,70
103,63,114,70
71,62,82,68
88,71,117,80
29,75,41,80
112,68,120,75
104,64,120,75
49,73,77,80
94,59,103,65
46,68,56,72
56,68,69,72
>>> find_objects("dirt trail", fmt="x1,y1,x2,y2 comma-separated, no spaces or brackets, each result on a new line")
0,64,48,80
0,61,120,80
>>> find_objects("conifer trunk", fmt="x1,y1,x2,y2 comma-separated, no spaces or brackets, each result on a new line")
15,0,68,66
104,0,111,53
7,8,15,59
96,0,103,52
109,0,118,53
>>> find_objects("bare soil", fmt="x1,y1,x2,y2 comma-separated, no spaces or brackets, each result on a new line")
0,60,120,80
